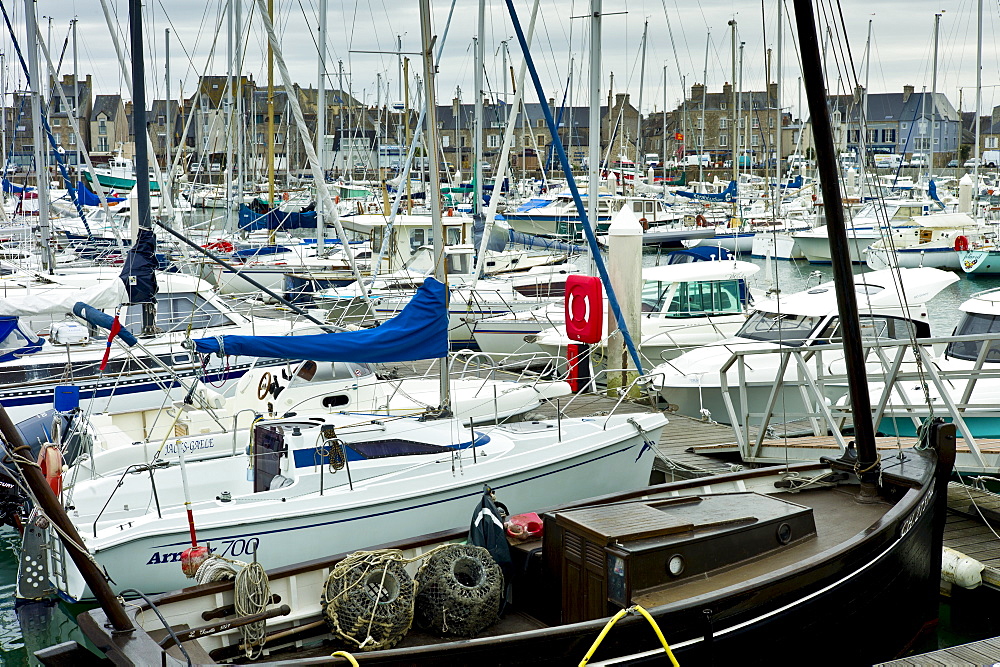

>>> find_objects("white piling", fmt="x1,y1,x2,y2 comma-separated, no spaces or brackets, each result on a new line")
606,204,644,397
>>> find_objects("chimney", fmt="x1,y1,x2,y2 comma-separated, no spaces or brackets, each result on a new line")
616,93,630,108
691,83,706,102
723,82,732,100
452,96,460,118
768,82,778,102
903,85,914,103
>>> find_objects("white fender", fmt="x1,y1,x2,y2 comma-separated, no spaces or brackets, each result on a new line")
941,546,984,589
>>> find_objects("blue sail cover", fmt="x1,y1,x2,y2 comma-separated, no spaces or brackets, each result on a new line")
119,228,158,303
928,179,946,210
1,178,33,194
673,180,737,202
238,203,318,231
74,182,126,205
193,278,448,362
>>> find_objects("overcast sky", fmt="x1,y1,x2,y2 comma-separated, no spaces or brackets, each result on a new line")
2,0,998,120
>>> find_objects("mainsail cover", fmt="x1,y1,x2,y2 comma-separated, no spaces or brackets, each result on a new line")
192,278,448,362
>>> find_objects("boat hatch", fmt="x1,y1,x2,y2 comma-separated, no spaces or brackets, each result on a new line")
547,492,816,623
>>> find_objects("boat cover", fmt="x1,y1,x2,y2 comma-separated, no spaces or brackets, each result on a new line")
193,278,448,362
1,179,32,194
73,182,126,205
119,228,158,304
0,280,128,317
673,180,737,202
0,317,43,362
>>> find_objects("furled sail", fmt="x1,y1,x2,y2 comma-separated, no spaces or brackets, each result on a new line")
192,278,448,363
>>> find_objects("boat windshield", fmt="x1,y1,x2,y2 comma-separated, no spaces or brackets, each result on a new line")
810,314,922,345
736,311,822,346
642,279,746,317
945,312,1000,362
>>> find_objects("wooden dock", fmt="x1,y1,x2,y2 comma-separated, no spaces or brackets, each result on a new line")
877,636,1000,665
944,482,1000,590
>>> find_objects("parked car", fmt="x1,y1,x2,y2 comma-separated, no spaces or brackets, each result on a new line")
964,158,982,168
947,159,959,168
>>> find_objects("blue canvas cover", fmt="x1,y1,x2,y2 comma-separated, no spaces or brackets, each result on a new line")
1,179,32,194
119,228,158,304
0,317,43,362
193,278,448,362
673,180,737,202
665,246,734,264
74,182,126,205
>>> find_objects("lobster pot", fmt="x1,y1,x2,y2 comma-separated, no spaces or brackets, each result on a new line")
321,554,416,650
414,544,503,637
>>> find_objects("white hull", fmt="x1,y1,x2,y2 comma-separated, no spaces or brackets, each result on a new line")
44,412,667,601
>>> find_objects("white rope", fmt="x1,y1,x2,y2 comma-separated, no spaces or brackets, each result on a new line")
235,560,270,659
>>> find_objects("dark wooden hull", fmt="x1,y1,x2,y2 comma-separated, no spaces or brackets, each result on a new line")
71,438,952,667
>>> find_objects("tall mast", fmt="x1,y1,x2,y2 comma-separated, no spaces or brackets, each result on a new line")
700,30,709,184
72,17,80,174
635,19,647,188
226,0,235,230
418,0,451,414
24,0,52,272
775,0,783,197
975,0,982,181
792,0,880,493
317,0,328,255
587,0,601,250
930,12,940,172
729,19,737,194
267,0,275,242
165,29,172,188
474,0,484,219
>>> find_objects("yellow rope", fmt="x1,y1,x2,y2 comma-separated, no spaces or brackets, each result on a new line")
330,650,360,666
578,605,679,667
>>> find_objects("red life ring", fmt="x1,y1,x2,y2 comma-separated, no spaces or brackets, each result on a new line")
695,214,708,227
954,235,970,252
37,445,64,496
564,275,603,344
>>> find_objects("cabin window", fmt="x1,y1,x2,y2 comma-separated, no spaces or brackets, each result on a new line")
350,439,454,459
446,252,470,274
946,313,1000,362
642,280,744,316
293,361,373,382
410,228,426,252
447,227,462,245
813,315,923,346
737,311,821,346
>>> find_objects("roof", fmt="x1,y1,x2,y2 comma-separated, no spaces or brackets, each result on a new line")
91,94,122,121
641,261,760,283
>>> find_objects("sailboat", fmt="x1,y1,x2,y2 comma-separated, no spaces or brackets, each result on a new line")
65,2,955,663
16,0,667,605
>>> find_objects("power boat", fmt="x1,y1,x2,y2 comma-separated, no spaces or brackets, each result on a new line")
646,267,958,425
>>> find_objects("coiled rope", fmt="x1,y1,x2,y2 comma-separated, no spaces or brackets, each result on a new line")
235,560,271,659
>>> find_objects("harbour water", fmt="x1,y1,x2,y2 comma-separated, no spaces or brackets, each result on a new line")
0,252,997,665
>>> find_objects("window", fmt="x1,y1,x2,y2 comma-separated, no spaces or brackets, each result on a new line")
158,115,166,125
720,102,727,110
987,137,999,149
751,117,760,129
442,135,450,147
719,118,728,129
882,129,896,143
737,311,821,346
536,119,544,128
256,133,265,144
901,122,909,130
751,134,759,146
537,135,545,145
97,138,109,151
52,118,60,127
946,313,1000,362
768,116,775,128
867,129,879,143
68,133,75,146
274,133,283,144
487,134,499,148
719,134,729,147
98,119,107,136
256,114,264,123
847,129,860,143
915,137,931,150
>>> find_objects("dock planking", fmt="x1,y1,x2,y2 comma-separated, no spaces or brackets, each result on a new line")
876,635,1000,665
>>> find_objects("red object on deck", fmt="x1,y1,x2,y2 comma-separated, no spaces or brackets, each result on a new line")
565,275,603,344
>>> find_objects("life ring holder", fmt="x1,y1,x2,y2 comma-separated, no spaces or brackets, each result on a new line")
695,214,708,227
954,235,970,252
257,372,273,400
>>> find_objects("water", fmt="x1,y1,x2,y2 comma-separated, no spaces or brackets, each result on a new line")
1,254,998,665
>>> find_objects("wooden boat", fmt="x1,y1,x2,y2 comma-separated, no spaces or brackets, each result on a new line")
64,430,954,666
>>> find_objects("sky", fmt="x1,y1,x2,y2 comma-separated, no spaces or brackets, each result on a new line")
1,0,999,120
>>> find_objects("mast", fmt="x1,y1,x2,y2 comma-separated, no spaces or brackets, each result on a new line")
975,0,982,181
72,17,80,175
226,0,235,230
418,0,451,414
729,19,737,198
317,0,327,255
165,29,172,190
24,0,52,272
635,19,647,188
775,0,783,199
587,0,601,256
792,0,880,493
700,31,708,184
267,0,276,242
474,0,484,220
930,12,940,172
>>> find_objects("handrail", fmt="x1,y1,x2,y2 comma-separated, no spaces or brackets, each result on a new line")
711,332,1000,467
